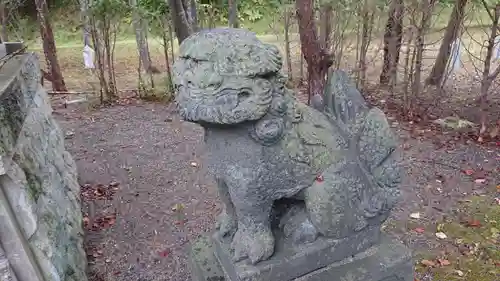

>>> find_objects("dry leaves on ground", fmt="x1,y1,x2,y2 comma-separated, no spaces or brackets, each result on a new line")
81,182,120,201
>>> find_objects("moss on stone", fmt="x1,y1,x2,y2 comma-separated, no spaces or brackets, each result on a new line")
64,264,75,277
23,167,44,202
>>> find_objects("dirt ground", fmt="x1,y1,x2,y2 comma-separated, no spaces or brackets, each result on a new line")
40,28,499,281
51,93,499,281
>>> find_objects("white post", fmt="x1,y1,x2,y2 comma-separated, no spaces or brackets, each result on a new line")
494,35,500,60
445,38,462,81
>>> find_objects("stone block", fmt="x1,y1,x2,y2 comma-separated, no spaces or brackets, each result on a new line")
190,236,226,281
190,233,413,281
213,226,381,281
294,236,414,281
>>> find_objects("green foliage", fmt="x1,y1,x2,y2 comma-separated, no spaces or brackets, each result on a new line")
139,0,168,16
11,0,497,45
238,0,282,21
88,0,130,19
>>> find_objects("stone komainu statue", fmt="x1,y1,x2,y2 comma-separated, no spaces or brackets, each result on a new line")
173,28,402,265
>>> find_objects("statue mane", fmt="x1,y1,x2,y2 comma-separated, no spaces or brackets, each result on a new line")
173,28,289,125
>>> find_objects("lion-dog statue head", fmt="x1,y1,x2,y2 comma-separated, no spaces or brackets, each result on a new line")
173,28,301,133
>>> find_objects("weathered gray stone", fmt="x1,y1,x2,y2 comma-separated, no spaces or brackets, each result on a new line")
191,234,413,281
0,246,17,281
173,28,411,280
0,42,24,58
294,236,413,281
213,226,381,281
0,53,87,281
190,236,226,281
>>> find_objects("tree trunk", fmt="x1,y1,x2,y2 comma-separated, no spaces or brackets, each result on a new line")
380,0,404,87
319,3,332,50
168,17,175,63
162,16,173,89
426,0,468,86
168,0,195,44
228,0,239,28
130,0,156,73
478,3,500,133
357,0,375,91
190,0,198,31
80,0,91,46
0,2,8,43
411,0,436,100
89,16,108,103
35,0,67,92
296,0,333,104
284,6,293,81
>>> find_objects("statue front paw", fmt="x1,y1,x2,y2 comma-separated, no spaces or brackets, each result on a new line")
231,226,275,264
216,210,237,237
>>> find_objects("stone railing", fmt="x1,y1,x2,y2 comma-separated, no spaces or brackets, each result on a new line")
0,51,87,281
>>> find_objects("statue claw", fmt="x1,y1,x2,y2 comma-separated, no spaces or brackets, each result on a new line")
230,227,275,264
216,211,238,237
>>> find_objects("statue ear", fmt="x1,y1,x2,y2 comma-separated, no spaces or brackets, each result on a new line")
249,117,286,146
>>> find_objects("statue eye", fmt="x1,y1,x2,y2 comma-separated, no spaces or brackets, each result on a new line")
238,91,251,99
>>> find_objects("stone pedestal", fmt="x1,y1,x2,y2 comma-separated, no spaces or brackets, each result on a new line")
190,230,414,281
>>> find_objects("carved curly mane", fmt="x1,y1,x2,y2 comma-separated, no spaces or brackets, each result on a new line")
173,28,288,125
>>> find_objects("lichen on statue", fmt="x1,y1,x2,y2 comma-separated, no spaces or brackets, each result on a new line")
173,28,403,265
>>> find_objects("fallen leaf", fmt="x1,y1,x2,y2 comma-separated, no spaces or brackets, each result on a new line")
83,216,90,227
437,223,445,232
438,259,451,266
474,178,487,184
410,212,421,219
435,232,447,239
463,169,474,176
172,203,185,212
414,227,425,233
454,270,464,277
467,220,482,227
91,214,117,230
490,227,499,239
421,259,436,267
158,249,170,257
174,218,188,225
490,126,499,138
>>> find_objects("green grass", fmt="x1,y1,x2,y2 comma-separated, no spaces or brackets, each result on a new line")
414,194,500,281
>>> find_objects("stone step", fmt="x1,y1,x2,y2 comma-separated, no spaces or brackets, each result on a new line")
0,247,17,281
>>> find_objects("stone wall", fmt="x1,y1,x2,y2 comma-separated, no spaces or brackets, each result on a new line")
0,53,87,281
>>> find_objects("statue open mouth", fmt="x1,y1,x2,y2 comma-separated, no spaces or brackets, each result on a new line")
176,81,272,125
